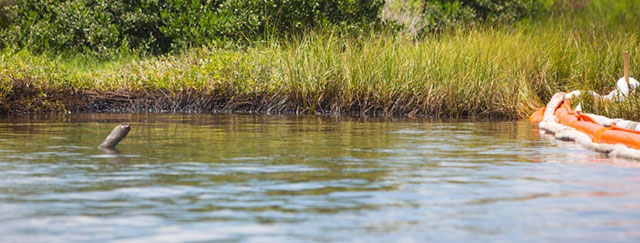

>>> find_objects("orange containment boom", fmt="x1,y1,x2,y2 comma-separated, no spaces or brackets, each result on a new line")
529,108,545,123
533,99,640,150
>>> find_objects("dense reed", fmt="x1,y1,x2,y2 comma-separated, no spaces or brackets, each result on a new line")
1,5,638,119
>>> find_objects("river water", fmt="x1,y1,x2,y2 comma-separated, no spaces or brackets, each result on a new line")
0,114,639,242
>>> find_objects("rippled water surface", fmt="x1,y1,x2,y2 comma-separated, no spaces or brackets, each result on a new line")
1,114,639,242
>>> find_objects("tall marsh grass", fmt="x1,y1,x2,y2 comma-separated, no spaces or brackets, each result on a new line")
1,4,639,118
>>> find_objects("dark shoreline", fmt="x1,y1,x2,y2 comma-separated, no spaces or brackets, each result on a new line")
1,80,511,119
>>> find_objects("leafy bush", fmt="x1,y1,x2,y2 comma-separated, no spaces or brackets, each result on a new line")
0,0,384,58
384,0,550,36
161,0,385,49
0,1,13,29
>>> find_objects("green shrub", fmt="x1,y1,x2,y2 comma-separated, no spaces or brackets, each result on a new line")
0,1,11,29
384,0,549,36
160,0,385,49
0,0,167,57
0,0,384,58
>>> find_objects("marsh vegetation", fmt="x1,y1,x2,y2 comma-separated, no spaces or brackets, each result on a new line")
0,0,638,119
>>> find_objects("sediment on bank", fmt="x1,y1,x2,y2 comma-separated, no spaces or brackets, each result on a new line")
1,78,523,118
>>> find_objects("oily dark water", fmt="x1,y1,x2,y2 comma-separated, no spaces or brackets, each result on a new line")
1,114,639,242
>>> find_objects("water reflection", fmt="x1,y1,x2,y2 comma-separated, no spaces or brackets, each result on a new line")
0,114,639,242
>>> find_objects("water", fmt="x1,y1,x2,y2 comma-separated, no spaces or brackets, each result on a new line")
1,114,639,242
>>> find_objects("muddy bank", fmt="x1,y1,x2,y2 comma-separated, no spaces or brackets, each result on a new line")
2,79,290,114
2,79,469,118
